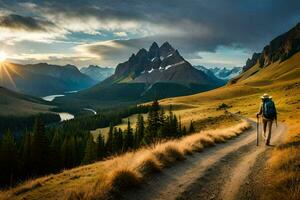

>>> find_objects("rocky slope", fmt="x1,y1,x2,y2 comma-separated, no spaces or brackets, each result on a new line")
231,22,300,84
243,22,300,72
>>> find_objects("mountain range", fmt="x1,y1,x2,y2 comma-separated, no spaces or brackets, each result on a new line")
104,42,224,86
80,65,114,81
0,22,299,125
0,63,96,96
194,66,242,81
57,42,225,107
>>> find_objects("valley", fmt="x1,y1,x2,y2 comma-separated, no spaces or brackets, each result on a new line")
0,4,299,200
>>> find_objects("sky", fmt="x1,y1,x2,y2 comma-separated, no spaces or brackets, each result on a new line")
0,0,300,68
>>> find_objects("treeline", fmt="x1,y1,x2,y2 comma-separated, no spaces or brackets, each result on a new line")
0,113,60,137
60,105,150,133
0,101,195,188
82,100,196,164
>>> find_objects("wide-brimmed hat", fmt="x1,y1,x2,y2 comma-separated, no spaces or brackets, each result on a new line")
261,93,272,99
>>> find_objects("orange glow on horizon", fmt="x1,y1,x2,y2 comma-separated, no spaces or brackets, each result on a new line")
0,51,7,63
0,62,23,89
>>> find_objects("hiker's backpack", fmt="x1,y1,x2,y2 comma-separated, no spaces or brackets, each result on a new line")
263,99,276,119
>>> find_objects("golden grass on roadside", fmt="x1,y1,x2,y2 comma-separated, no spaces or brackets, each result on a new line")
0,120,250,200
263,122,300,200
260,80,300,200
62,120,250,200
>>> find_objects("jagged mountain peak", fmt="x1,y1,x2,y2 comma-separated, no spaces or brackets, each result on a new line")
159,41,175,58
136,48,148,56
105,41,225,88
160,41,173,50
148,42,160,59
149,42,159,50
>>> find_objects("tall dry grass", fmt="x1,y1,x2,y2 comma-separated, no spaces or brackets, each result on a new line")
262,122,300,200
0,120,250,200
63,120,250,200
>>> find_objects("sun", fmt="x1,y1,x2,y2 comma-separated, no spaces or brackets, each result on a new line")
0,51,7,62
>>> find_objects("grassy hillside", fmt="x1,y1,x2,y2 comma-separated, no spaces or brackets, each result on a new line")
0,87,61,135
86,51,300,199
1,49,299,199
0,87,53,116
0,121,250,200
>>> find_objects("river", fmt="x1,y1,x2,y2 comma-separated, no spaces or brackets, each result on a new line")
58,112,75,122
84,108,97,115
42,94,65,101
42,91,97,122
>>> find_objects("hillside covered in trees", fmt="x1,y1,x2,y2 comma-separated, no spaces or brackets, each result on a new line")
0,100,195,187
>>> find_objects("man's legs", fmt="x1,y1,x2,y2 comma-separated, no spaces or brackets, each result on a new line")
262,118,268,139
266,120,273,145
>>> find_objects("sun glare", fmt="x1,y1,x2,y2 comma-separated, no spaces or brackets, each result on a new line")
0,51,7,62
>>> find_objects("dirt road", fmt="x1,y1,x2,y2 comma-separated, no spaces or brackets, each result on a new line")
122,119,286,200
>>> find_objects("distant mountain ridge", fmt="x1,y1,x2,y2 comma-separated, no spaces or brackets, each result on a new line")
194,66,242,81
80,65,114,82
56,42,225,108
0,62,96,96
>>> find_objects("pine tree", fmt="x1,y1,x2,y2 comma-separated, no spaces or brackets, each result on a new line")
171,115,179,137
61,136,76,168
158,107,166,127
158,107,168,139
123,119,134,151
21,132,32,176
182,126,187,136
96,133,105,160
117,128,124,152
106,123,114,154
135,114,145,148
189,120,195,133
82,134,97,164
31,118,50,175
177,116,183,137
50,131,62,171
144,100,160,144
113,127,123,153
0,130,18,186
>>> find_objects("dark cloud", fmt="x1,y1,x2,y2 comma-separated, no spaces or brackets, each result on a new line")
1,0,300,66
0,14,55,31
25,0,300,51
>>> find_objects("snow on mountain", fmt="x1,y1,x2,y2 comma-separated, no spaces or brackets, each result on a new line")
80,65,114,82
194,66,242,81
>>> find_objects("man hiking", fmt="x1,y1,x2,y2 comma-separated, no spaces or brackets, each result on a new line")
256,94,277,146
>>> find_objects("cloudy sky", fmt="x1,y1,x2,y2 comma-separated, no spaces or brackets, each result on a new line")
0,0,300,68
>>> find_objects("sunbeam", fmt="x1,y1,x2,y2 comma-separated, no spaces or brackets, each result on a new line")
0,62,23,89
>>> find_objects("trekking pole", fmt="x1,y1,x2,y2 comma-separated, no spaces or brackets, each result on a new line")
256,116,259,146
